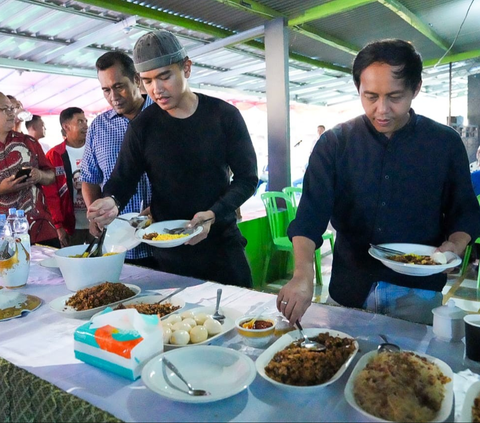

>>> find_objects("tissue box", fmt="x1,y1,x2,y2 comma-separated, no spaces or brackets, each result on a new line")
74,308,163,380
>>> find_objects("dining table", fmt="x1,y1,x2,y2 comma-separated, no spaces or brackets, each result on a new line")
1,245,480,422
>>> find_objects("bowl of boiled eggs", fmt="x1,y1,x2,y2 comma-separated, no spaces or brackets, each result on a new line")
162,307,233,347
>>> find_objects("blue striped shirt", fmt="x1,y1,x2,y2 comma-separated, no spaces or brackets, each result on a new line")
82,96,153,259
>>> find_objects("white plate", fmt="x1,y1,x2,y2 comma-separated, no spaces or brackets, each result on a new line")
104,212,142,251
119,294,186,318
0,291,42,322
164,306,242,348
369,243,461,276
39,256,58,269
136,220,203,248
460,380,480,423
142,346,256,403
344,350,454,422
48,283,141,319
255,328,359,392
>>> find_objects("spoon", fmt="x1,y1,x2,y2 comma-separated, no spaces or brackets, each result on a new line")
116,215,150,229
156,287,185,304
295,320,326,352
162,357,210,397
377,334,401,353
163,217,214,235
211,288,226,324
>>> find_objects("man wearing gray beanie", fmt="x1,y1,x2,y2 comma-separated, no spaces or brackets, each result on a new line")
87,30,258,288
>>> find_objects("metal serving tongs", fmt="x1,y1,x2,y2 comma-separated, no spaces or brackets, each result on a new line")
369,244,405,256
82,228,107,258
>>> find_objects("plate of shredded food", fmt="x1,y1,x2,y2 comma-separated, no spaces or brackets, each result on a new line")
49,282,141,319
255,328,358,391
344,350,453,422
136,220,203,248
460,380,480,423
368,243,461,276
114,294,185,318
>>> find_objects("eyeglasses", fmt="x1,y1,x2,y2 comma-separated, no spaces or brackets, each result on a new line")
0,106,15,115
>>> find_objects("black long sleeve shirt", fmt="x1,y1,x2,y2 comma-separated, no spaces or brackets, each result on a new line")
104,93,258,238
288,109,480,308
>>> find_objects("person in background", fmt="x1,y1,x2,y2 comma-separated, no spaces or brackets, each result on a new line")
277,39,480,325
470,146,480,173
317,124,325,137
43,107,92,247
81,51,155,268
6,95,29,133
471,169,480,196
87,30,258,287
0,92,59,247
26,114,49,153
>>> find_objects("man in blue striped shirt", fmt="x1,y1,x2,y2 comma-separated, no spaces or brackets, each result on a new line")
81,51,156,268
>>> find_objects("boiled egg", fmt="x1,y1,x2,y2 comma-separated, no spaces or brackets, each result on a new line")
172,321,192,332
165,314,182,324
170,329,190,345
431,251,447,265
163,327,172,344
182,317,197,328
190,325,209,343
181,310,196,319
194,312,209,325
203,317,222,335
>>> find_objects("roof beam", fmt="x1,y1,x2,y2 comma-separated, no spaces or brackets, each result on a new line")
288,0,376,26
377,0,451,51
0,57,97,78
424,49,480,67
35,16,137,64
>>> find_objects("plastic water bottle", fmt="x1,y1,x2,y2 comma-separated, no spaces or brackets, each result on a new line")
5,207,17,238
0,214,6,238
14,209,30,254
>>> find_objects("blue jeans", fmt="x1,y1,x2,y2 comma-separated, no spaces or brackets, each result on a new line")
363,281,442,325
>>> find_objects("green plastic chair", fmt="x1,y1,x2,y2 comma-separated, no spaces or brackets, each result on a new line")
282,186,335,255
460,195,480,288
261,191,323,286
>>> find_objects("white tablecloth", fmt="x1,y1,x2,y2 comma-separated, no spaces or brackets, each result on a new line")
1,245,479,422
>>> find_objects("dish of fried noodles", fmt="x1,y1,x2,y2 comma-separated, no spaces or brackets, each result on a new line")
264,332,356,386
65,282,136,311
115,302,180,317
353,351,451,422
388,253,436,265
473,395,480,423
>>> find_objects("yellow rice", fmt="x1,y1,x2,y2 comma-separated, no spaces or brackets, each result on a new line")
152,233,188,241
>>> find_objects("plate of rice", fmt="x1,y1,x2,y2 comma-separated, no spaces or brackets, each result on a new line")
136,220,203,248
344,350,453,422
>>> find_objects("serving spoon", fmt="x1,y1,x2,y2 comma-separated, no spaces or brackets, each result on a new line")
295,321,326,352
211,288,226,324
162,357,210,397
377,334,401,353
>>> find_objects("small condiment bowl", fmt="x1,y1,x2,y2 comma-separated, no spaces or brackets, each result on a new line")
235,315,276,348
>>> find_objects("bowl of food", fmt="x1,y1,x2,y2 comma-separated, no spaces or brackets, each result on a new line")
54,244,127,291
256,328,358,391
235,315,277,348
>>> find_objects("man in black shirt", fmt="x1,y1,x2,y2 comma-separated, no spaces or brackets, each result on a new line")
87,30,257,287
278,39,480,324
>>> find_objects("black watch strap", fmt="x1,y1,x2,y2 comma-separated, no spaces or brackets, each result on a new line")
109,195,121,210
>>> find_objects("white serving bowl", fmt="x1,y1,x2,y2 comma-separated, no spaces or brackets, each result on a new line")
54,244,127,291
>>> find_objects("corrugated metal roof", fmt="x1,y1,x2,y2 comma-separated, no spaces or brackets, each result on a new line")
0,0,479,115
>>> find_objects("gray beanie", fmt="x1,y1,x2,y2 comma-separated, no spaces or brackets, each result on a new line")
133,30,187,73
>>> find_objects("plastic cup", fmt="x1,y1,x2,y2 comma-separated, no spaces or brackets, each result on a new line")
464,314,480,361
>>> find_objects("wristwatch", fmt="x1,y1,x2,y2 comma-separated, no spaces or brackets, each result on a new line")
109,195,121,210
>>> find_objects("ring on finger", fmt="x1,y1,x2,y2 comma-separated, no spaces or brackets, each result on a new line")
281,300,288,305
